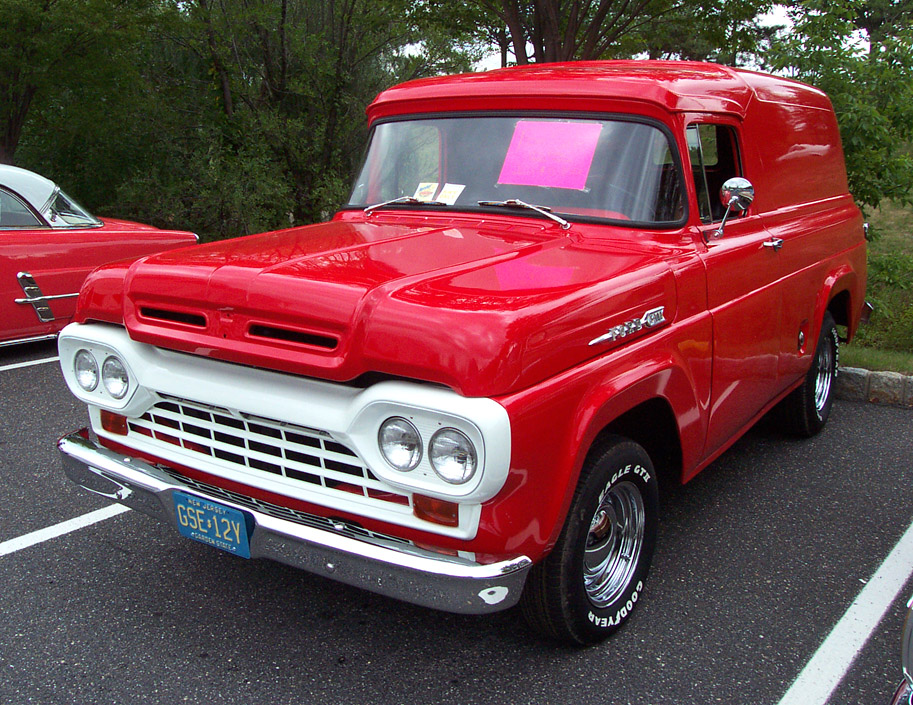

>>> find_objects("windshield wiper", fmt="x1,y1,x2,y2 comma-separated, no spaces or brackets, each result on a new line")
364,196,447,215
477,199,571,230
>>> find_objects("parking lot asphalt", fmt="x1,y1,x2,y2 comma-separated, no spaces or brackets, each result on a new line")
1,339,912,705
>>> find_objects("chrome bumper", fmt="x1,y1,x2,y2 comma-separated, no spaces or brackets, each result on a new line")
58,431,531,615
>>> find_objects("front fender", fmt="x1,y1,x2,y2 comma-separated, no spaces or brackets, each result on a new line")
486,317,711,560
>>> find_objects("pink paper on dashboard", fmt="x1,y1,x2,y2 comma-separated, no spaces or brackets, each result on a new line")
498,121,602,190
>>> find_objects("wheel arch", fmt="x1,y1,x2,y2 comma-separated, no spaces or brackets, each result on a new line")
549,363,699,549
586,397,683,497
495,336,709,562
816,265,863,343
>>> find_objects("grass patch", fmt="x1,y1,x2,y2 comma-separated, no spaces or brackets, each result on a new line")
842,344,913,375
849,200,913,371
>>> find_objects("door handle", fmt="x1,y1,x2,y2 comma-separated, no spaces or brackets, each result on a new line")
763,237,784,251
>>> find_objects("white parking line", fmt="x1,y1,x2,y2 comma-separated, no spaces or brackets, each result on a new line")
0,504,131,558
777,519,913,705
0,356,59,372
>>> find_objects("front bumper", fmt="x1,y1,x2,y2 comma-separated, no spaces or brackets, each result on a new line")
58,430,531,615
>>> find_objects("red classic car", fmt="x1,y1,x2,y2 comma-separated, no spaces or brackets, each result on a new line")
0,165,197,347
55,61,867,644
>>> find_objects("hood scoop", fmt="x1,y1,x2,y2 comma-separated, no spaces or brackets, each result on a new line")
248,324,338,351
136,304,340,353
140,307,207,328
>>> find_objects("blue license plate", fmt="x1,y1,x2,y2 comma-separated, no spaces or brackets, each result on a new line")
173,492,251,559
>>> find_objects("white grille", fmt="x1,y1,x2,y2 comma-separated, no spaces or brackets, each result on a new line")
126,396,411,511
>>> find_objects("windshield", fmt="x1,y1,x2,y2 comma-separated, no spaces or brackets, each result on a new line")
42,188,101,227
347,115,685,226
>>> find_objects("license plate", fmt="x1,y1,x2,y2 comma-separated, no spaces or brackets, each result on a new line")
173,492,251,559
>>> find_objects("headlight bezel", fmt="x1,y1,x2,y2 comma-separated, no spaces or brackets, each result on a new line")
59,335,140,410
349,396,503,502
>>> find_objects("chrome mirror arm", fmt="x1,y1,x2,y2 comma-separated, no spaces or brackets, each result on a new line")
713,199,739,240
711,177,755,241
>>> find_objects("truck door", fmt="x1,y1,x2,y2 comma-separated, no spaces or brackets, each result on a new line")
688,121,783,458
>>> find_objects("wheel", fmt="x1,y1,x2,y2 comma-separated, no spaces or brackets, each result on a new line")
520,436,658,645
778,311,838,437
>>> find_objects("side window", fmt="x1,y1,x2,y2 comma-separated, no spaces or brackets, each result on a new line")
0,189,42,228
687,124,742,224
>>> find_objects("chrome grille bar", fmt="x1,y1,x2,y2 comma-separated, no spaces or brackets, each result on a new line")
126,396,411,510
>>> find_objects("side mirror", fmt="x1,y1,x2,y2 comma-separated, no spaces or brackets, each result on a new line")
720,177,754,212
712,177,754,239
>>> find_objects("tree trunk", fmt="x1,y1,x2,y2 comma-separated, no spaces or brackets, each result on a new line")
0,84,37,165
501,0,531,64
198,0,234,117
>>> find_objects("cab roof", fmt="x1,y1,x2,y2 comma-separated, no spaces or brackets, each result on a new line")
367,60,832,122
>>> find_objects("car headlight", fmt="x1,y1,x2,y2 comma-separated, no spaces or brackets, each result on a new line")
74,350,99,392
101,356,130,400
378,417,422,471
430,428,477,484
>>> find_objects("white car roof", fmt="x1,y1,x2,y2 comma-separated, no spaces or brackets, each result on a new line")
0,164,56,211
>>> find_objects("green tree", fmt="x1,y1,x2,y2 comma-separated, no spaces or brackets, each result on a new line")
0,0,155,165
165,0,479,229
426,0,778,66
635,0,779,64
466,0,681,64
16,0,480,239
767,0,913,211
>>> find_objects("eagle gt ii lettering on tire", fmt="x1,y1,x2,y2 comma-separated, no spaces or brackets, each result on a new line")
520,436,658,645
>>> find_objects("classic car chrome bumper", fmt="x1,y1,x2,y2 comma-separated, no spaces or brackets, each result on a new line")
58,430,531,615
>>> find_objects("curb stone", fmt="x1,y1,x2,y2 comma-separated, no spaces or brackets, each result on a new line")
836,366,913,408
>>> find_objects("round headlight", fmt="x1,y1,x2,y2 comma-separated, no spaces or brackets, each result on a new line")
378,417,422,471
74,350,98,392
101,356,130,399
430,428,477,484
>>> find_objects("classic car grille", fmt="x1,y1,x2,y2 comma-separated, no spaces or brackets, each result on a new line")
158,465,411,546
125,396,411,511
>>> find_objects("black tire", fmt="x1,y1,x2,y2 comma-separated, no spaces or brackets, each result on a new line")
778,312,838,437
520,436,659,645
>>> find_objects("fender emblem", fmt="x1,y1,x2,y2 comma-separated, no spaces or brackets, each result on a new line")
588,306,666,347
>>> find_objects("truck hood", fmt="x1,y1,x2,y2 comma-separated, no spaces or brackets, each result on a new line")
77,215,677,397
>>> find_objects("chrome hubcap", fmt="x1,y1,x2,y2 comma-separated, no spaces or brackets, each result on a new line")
814,333,836,418
583,480,644,608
